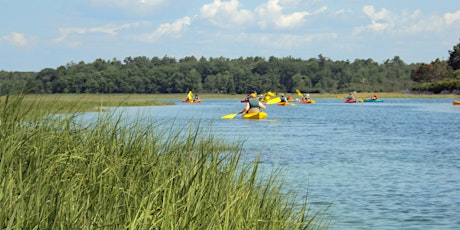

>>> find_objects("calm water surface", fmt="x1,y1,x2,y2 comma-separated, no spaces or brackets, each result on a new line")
90,98,460,229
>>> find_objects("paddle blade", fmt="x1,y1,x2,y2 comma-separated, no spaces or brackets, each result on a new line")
267,91,276,97
267,97,281,104
295,89,303,97
221,113,238,119
337,95,344,98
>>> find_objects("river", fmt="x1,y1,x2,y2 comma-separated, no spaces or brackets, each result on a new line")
86,97,460,229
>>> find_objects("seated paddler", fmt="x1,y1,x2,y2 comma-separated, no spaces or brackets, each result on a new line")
240,93,266,114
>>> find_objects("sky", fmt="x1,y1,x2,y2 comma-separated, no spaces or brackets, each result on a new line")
1,0,460,71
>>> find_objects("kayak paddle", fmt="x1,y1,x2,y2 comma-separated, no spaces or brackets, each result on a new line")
221,112,242,119
266,97,281,104
221,113,237,119
295,89,303,97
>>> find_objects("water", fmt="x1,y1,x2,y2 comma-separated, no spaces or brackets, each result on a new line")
85,98,460,229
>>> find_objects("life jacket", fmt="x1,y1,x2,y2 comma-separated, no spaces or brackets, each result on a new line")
249,98,260,108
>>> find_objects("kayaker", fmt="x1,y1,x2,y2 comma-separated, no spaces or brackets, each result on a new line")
280,94,288,102
194,94,200,101
347,93,354,100
240,93,266,114
302,93,310,101
371,93,378,100
185,91,193,102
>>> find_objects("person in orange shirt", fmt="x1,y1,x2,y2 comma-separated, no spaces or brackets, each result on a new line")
371,93,378,100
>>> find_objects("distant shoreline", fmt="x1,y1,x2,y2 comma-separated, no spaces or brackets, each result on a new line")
3,92,458,117
5,92,460,102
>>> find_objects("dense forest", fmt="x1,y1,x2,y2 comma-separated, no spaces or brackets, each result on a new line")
1,43,459,95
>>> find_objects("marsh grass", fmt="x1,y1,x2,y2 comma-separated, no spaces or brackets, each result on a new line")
0,95,331,229
0,94,175,115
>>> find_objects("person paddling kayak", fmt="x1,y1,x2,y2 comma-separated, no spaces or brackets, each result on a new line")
240,93,266,114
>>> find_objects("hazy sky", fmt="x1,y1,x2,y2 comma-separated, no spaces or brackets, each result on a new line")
1,0,459,71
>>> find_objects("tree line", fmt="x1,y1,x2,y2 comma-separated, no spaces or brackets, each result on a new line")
1,42,459,95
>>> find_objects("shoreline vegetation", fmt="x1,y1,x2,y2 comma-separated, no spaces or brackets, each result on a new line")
0,95,332,229
1,92,458,114
8,92,460,100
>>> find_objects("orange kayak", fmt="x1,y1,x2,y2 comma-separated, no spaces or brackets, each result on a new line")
181,99,202,103
299,99,315,104
453,101,460,105
278,102,289,106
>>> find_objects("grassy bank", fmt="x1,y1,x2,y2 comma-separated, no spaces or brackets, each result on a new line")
0,94,175,115
5,92,458,102
0,95,331,229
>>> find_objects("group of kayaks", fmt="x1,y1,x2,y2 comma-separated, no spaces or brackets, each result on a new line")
344,99,384,103
229,98,459,120
223,95,316,119
185,90,460,119
346,99,460,104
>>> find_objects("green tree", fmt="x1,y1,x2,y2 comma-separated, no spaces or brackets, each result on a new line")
447,42,460,70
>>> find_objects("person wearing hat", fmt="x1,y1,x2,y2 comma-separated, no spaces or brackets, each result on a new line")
240,93,266,114
280,93,288,102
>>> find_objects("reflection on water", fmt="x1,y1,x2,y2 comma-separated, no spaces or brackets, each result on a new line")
82,98,460,229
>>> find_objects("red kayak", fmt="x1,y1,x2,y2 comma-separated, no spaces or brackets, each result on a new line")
344,99,357,103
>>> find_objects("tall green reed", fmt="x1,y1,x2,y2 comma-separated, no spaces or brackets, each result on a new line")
0,95,331,229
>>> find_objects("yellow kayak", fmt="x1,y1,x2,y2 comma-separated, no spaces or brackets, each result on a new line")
243,112,268,120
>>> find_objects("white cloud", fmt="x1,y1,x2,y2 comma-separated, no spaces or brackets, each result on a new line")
314,6,328,14
1,32,27,47
354,5,459,38
334,8,350,16
362,5,390,31
198,0,326,30
54,23,139,44
255,0,310,29
143,17,191,42
200,0,253,28
398,10,443,34
444,10,460,24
